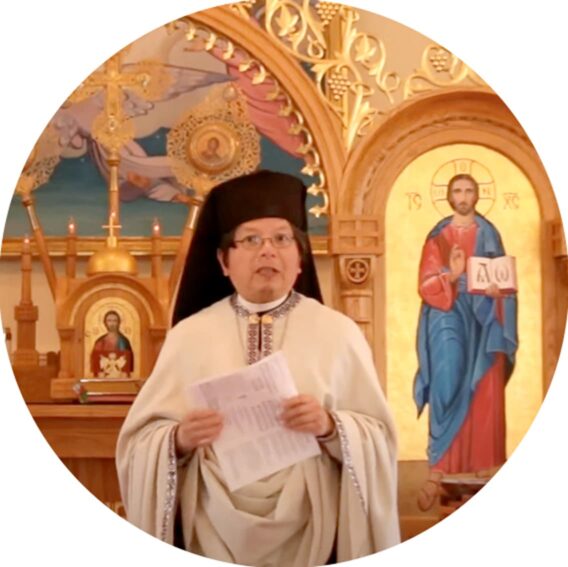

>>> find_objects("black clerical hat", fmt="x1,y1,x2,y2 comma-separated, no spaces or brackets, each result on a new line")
171,170,323,325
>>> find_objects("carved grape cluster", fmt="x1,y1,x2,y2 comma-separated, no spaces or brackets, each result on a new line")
315,1,341,28
429,48,451,72
327,71,351,100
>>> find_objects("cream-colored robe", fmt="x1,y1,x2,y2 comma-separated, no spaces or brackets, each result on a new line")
116,295,400,565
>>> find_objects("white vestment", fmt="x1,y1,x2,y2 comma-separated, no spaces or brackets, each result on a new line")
116,295,400,565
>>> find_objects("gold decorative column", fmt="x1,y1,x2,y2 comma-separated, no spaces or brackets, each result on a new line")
168,199,201,298
21,193,57,298
13,236,39,367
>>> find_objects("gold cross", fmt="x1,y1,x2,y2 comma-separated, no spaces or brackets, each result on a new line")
101,212,123,244
102,212,122,238
67,48,171,235
68,49,171,152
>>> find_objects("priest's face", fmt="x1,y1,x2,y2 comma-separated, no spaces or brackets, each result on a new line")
217,217,302,303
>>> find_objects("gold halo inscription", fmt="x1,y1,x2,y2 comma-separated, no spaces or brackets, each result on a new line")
431,158,496,217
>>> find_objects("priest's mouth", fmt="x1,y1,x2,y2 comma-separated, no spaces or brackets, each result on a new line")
256,267,280,276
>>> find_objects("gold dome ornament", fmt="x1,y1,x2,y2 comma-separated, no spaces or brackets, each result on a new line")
87,244,138,276
87,214,138,276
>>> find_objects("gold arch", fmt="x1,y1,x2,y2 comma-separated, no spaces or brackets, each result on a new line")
52,274,169,397
63,277,166,328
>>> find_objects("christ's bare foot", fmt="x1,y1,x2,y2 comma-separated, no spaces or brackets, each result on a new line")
417,471,443,512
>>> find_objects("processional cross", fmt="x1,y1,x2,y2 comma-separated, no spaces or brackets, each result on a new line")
68,49,171,236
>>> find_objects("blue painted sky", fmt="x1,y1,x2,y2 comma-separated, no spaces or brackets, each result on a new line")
3,129,328,238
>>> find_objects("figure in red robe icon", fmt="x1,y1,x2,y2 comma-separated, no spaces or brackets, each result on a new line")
90,310,134,378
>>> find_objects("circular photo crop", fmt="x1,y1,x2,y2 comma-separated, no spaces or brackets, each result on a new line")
1,1,566,566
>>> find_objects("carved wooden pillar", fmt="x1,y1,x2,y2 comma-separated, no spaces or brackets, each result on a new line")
550,218,568,285
13,236,39,366
331,215,383,386
57,327,74,380
337,255,375,344
544,219,568,393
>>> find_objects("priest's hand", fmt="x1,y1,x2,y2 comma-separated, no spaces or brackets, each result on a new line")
280,394,334,438
175,409,224,457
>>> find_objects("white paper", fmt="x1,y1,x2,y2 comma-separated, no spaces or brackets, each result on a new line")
187,351,321,491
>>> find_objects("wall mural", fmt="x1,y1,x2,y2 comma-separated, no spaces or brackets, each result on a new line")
4,24,327,238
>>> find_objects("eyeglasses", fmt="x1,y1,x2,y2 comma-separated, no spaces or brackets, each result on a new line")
233,233,296,250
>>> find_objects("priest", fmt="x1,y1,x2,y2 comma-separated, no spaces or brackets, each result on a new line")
116,170,400,565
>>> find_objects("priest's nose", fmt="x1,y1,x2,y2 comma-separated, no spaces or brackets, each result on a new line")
259,239,277,255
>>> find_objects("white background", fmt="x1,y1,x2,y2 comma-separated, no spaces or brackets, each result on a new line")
1,1,566,565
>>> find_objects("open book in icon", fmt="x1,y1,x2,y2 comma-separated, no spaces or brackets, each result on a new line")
467,255,517,294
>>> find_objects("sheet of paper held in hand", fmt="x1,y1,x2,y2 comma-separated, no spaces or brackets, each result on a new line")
187,351,321,491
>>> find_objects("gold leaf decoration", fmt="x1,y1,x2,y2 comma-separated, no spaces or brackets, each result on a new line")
262,1,399,151
167,85,261,198
354,35,376,62
276,5,300,36
15,123,61,195
404,44,486,98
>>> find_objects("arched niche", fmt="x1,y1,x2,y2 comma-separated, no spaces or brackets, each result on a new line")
52,274,168,399
340,88,566,397
385,142,542,460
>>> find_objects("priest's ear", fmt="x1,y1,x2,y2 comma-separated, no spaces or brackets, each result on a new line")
217,249,230,276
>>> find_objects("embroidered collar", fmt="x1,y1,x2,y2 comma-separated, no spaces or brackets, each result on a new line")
230,290,301,320
230,291,301,364
236,294,289,314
